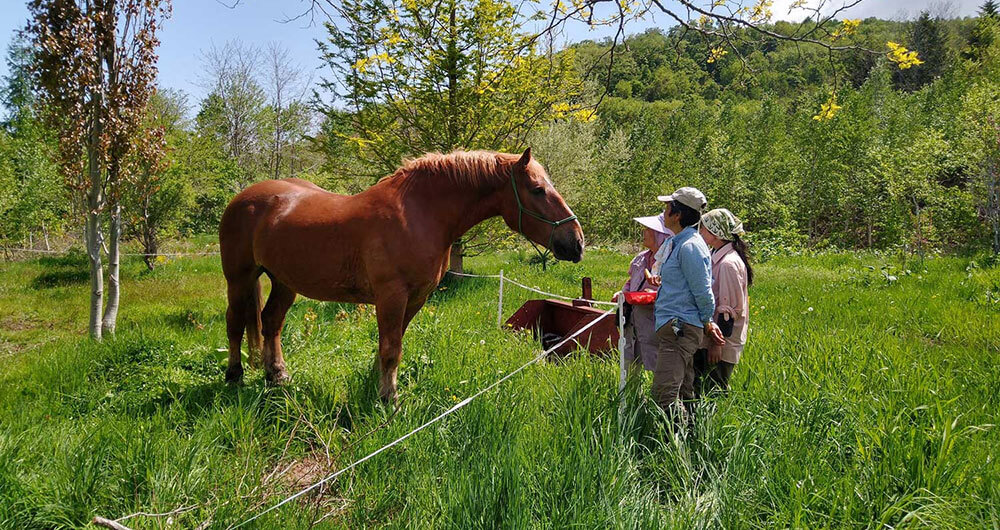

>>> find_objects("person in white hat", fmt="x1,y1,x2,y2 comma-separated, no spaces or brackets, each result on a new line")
650,187,724,422
619,213,674,373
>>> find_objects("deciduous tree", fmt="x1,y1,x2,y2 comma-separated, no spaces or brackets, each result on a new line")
27,0,170,339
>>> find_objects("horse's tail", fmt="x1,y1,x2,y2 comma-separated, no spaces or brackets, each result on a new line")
245,274,264,368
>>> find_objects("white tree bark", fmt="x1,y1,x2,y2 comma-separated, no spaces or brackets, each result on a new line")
85,186,104,341
102,201,121,335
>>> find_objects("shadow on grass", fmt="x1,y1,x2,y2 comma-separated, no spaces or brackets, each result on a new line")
163,308,223,331
31,268,90,289
30,250,90,289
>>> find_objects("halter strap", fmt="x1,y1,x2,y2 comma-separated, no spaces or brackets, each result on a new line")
510,167,577,269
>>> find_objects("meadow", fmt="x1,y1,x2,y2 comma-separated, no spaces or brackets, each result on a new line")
0,245,998,529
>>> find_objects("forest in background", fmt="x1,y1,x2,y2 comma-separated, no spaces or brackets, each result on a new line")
2,2,1000,260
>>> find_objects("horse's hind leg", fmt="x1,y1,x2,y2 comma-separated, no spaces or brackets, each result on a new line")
261,278,296,385
224,279,251,383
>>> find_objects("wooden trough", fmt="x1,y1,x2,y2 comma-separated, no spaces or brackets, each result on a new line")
504,278,620,356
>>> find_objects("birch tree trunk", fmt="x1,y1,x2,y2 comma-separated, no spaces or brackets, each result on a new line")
85,182,104,341
102,202,121,335
86,37,105,341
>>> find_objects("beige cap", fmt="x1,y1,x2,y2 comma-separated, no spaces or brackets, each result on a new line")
657,187,707,213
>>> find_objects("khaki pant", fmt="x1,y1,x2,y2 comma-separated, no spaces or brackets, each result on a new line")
652,321,703,412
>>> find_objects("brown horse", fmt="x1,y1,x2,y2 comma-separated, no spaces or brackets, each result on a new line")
219,148,584,400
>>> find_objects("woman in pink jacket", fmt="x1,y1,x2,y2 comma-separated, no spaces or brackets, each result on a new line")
695,208,753,396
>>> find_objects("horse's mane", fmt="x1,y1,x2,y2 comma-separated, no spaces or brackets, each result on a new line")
389,150,511,188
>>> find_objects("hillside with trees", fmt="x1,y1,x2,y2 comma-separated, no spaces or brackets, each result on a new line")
3,3,1000,259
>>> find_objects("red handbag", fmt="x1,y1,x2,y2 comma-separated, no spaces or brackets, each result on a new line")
623,290,656,305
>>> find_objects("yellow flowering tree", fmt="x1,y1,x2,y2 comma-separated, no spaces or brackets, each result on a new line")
318,0,584,176
318,0,586,268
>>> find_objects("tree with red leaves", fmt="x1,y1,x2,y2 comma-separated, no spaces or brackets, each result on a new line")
26,0,171,339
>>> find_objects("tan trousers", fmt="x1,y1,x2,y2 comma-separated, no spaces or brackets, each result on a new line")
652,321,703,412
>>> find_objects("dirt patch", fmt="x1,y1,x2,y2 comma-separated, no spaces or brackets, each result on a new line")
0,339,25,357
270,452,335,492
264,452,351,523
1,315,42,332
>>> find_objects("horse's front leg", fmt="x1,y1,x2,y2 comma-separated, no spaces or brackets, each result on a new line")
374,289,407,402
374,288,429,402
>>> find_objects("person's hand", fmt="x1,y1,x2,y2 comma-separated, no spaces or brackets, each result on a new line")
705,322,725,345
708,344,723,364
644,269,661,287
612,292,619,303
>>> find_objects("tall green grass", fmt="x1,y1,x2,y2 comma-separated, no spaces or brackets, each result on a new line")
0,249,997,528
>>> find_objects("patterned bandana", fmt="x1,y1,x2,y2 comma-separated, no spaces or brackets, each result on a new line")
701,208,744,240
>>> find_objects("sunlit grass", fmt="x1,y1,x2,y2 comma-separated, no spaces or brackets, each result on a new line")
0,248,998,528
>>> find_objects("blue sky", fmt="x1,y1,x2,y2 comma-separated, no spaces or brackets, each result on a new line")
0,0,983,106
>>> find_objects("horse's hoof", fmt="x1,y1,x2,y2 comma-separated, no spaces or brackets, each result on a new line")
265,370,291,386
225,367,244,384
378,388,398,403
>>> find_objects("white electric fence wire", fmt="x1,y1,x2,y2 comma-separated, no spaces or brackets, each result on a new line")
3,248,220,257
443,270,502,279
452,271,616,307
228,306,617,529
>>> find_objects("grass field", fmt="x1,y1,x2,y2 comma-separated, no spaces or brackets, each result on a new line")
1,246,998,529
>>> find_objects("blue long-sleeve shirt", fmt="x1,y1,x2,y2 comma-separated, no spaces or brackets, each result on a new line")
654,226,716,330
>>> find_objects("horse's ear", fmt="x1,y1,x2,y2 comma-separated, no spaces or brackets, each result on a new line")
516,147,531,167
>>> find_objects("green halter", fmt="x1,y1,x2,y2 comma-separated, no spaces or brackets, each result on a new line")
510,167,577,269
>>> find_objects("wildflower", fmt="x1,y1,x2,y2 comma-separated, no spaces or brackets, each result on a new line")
707,47,727,64
812,94,842,121
807,307,814,312
887,41,923,69
479,339,486,345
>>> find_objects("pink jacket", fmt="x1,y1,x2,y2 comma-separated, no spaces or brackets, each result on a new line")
709,243,748,364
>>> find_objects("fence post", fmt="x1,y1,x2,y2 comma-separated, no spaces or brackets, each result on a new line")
497,269,504,328
617,293,626,393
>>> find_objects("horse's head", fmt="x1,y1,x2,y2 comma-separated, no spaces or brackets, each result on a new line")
499,148,585,263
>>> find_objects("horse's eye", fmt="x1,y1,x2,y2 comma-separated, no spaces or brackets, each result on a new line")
530,186,545,196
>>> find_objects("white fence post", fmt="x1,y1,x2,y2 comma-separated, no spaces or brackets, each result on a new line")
497,269,504,327
617,293,627,393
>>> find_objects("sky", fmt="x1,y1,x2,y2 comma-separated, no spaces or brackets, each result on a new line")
0,0,985,107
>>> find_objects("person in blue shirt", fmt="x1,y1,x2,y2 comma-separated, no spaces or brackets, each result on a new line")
649,187,725,419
